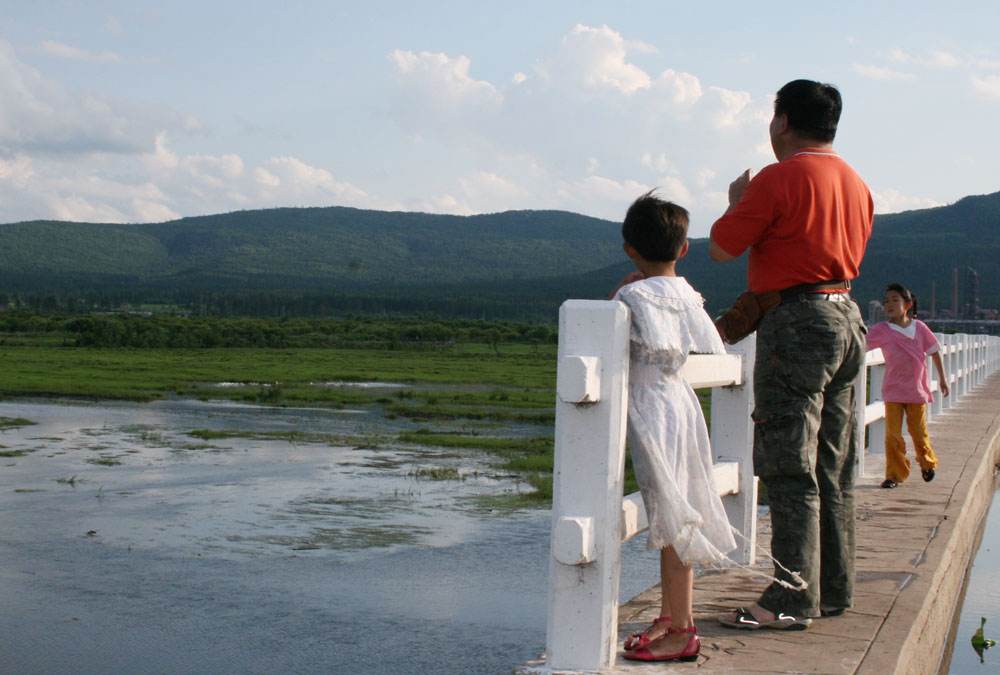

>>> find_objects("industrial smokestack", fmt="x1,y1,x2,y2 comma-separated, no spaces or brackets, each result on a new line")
953,268,959,314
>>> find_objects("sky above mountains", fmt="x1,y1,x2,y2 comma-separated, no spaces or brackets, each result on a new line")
1,1,998,237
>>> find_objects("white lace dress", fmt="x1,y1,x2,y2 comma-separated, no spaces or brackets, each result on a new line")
614,276,738,565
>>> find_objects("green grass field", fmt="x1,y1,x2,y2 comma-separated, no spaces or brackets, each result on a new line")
0,342,712,505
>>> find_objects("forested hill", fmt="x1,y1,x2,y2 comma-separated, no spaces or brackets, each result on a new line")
1,191,998,320
0,207,622,289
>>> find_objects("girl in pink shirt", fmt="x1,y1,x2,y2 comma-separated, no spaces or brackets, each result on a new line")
866,284,950,488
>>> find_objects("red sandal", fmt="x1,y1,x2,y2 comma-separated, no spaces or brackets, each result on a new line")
623,616,671,651
623,625,700,662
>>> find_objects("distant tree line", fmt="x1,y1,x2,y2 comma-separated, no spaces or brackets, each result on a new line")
0,310,558,350
0,287,566,322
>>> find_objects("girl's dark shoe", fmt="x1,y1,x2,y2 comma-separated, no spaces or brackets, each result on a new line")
922,468,935,482
881,479,898,489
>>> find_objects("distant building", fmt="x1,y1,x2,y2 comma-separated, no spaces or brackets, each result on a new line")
868,300,886,325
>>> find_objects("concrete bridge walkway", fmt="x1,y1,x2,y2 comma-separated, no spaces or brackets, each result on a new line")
606,372,1000,674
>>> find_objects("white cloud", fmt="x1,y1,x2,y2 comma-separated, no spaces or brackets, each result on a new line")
253,167,280,187
704,86,753,128
512,72,527,85
872,189,945,214
696,168,716,188
888,48,911,63
652,69,703,106
38,40,121,63
927,50,961,68
46,194,128,223
641,152,673,174
142,131,178,171
658,175,693,205
545,24,651,95
852,63,916,81
132,199,180,222
0,155,34,183
260,157,366,200
459,171,527,201
389,49,501,106
0,40,194,156
971,75,1000,100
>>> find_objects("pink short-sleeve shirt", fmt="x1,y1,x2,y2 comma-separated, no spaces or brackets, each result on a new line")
866,319,940,404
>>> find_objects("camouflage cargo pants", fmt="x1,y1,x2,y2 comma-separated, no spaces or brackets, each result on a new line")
753,297,866,617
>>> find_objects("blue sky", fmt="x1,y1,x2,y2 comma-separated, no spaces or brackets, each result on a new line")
1,1,998,236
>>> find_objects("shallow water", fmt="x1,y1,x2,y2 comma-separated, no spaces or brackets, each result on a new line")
0,399,658,674
945,482,1000,673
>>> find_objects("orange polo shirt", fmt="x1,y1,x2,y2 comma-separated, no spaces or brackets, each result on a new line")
710,149,874,294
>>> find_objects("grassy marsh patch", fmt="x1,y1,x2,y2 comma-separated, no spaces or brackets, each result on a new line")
0,449,28,457
410,466,463,481
0,417,37,430
86,456,123,467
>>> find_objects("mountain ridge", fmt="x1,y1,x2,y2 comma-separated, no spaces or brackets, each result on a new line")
2,192,998,319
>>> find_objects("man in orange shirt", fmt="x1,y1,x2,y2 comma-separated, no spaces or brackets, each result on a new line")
712,80,873,630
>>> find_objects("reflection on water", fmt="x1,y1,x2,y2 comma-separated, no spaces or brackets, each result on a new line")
946,482,1000,673
0,398,659,674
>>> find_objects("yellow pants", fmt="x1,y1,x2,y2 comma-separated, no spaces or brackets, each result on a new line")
884,402,938,482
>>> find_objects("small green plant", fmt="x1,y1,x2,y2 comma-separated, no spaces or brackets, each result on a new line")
87,456,122,467
410,466,462,481
0,417,37,430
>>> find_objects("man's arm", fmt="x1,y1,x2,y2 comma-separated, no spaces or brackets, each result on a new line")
709,168,755,263
709,239,737,262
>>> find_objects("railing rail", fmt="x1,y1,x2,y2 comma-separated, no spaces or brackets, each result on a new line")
539,299,1000,673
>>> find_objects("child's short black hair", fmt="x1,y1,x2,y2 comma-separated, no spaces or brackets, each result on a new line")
885,283,918,317
621,190,689,262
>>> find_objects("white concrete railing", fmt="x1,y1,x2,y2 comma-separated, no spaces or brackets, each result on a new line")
540,299,1000,674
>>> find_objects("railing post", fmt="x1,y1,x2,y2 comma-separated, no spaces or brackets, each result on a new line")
942,335,955,410
960,334,970,397
854,349,869,476
868,353,886,456
931,333,944,416
546,300,630,672
710,334,757,565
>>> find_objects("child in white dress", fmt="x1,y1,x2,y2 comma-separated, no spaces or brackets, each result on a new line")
611,192,737,663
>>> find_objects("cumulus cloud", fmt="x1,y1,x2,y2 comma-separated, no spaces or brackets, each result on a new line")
852,63,916,81
888,48,965,68
872,189,945,214
652,69,703,106
543,24,651,95
658,176,693,205
971,75,1000,100
0,40,196,157
389,49,501,106
0,155,34,183
38,40,121,63
46,195,128,223
641,152,673,174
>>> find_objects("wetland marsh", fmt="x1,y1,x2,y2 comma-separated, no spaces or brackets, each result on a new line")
0,336,658,673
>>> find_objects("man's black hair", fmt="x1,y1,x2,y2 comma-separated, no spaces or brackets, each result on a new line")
621,190,689,262
885,283,918,317
775,79,842,144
